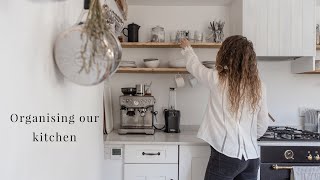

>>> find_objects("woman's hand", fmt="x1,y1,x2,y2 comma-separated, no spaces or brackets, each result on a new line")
179,38,190,49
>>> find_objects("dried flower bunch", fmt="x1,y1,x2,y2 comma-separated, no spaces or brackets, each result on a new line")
80,0,110,74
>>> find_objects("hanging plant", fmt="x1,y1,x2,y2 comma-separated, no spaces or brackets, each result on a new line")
79,0,110,74
54,0,122,86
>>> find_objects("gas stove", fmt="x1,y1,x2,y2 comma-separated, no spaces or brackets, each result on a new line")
258,126,320,141
259,126,320,180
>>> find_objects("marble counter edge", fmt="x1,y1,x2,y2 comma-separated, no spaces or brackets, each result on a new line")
104,131,320,146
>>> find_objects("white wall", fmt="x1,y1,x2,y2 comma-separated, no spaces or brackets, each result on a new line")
109,5,320,129
0,0,121,180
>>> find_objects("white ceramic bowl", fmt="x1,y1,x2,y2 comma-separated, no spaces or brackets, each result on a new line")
144,59,160,68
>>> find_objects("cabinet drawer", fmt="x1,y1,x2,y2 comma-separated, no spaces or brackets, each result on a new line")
124,145,178,164
124,164,178,180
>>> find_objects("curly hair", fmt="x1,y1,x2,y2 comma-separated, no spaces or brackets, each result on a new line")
216,35,262,116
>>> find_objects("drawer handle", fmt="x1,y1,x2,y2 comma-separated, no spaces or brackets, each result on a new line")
142,152,160,156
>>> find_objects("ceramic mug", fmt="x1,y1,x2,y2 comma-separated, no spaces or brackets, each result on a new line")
188,75,198,88
175,74,185,88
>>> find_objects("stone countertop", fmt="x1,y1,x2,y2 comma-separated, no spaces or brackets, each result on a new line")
104,130,207,145
104,130,320,146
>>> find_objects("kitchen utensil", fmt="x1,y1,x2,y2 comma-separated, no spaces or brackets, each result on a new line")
143,58,158,62
121,87,137,96
194,31,203,43
208,20,225,43
151,26,165,42
119,61,137,68
317,110,320,133
174,74,185,88
168,87,176,110
268,113,276,122
119,95,155,135
188,31,194,42
144,59,160,68
176,30,189,42
164,109,180,133
170,32,176,42
136,84,145,96
169,59,186,68
202,61,215,69
54,0,122,86
304,109,319,132
122,23,140,42
164,88,180,133
317,24,320,45
188,75,198,88
315,60,320,70
144,81,152,96
104,85,114,134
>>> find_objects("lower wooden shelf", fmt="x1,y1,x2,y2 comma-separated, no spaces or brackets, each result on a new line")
121,42,221,48
317,45,320,50
116,67,189,74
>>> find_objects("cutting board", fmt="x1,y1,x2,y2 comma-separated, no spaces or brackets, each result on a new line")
104,85,114,134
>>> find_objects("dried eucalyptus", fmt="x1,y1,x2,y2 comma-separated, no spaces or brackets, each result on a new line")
80,0,110,75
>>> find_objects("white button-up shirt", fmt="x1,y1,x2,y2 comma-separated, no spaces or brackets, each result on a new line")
181,46,269,160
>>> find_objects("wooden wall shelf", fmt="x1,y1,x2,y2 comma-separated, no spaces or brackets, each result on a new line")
121,42,221,48
317,45,320,50
116,67,189,74
300,70,320,74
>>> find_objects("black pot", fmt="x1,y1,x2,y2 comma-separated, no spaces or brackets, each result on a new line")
122,23,140,42
121,87,137,96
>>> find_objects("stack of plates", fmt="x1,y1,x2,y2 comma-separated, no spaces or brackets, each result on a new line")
202,61,215,69
119,61,137,68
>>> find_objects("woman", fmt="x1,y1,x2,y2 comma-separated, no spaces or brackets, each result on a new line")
180,35,269,180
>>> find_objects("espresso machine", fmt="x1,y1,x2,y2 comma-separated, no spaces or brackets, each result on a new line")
118,93,156,135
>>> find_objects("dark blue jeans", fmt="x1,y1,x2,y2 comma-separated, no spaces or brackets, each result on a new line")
204,147,260,180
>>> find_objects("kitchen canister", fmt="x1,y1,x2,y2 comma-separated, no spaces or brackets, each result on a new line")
151,26,165,42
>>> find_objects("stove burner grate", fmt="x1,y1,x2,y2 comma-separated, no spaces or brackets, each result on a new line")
258,126,320,141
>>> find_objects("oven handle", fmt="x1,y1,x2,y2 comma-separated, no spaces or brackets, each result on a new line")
272,164,293,170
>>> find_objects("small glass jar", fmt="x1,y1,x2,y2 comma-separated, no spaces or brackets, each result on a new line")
151,26,165,42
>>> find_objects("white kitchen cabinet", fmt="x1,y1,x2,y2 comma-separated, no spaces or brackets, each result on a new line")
124,145,178,164
124,164,178,180
123,145,179,180
179,145,211,180
230,0,316,57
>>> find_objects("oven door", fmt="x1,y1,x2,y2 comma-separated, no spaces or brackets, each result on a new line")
260,163,318,180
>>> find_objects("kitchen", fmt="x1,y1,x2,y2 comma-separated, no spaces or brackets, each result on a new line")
1,0,320,180
104,0,320,179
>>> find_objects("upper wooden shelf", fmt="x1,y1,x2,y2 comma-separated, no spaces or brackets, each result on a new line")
116,67,189,74
127,0,233,6
317,45,320,50
300,70,320,74
121,42,222,48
